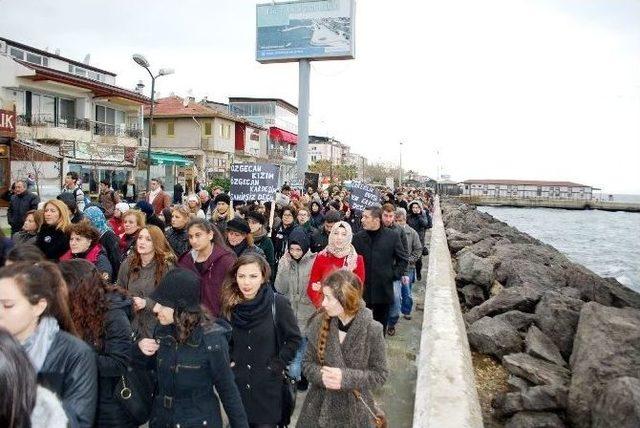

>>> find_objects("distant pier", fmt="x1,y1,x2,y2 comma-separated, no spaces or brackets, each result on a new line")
458,196,640,213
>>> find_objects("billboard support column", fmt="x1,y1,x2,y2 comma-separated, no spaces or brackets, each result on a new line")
296,59,311,176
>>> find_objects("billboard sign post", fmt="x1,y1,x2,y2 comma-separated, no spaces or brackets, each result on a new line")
230,163,280,202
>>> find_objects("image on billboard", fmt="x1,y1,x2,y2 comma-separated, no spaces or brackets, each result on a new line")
256,0,355,63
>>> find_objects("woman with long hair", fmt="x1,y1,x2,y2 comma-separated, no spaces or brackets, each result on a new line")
60,220,113,281
116,225,176,338
59,259,136,428
36,199,71,261
307,221,366,307
5,244,45,265
12,209,43,246
108,202,130,237
0,262,97,427
221,254,301,428
164,205,192,257
186,194,205,219
178,218,236,317
136,268,248,427
119,210,145,261
83,206,122,278
296,270,388,428
0,328,67,428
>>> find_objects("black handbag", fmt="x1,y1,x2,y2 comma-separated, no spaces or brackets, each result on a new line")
114,365,154,425
272,299,297,427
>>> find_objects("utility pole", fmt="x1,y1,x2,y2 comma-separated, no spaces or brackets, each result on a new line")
399,141,403,188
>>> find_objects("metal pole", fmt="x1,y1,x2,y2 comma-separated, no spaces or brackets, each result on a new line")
329,141,333,182
297,59,311,177
146,75,156,192
399,141,403,187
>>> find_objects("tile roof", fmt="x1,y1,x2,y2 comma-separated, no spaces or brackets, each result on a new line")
462,179,590,187
147,96,237,121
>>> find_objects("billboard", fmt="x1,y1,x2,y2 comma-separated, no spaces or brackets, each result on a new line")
230,163,280,202
256,0,355,63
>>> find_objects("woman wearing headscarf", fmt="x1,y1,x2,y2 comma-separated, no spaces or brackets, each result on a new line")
186,194,206,219
108,202,130,237
84,206,122,278
307,221,365,307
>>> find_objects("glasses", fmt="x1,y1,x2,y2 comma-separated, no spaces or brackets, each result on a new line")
282,213,294,218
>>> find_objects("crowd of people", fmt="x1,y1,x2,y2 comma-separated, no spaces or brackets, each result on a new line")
0,173,433,428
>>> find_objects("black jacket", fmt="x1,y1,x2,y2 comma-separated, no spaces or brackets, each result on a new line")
94,294,136,427
8,191,39,232
100,230,122,279
39,330,98,428
407,213,430,247
146,214,166,231
36,224,70,261
230,292,301,424
352,227,409,305
136,321,249,428
165,227,190,257
310,227,330,253
271,223,298,262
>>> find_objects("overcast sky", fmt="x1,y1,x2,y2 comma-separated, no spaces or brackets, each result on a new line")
2,0,639,193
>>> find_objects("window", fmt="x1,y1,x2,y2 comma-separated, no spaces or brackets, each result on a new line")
167,121,175,137
59,99,75,127
10,47,25,60
151,123,157,136
218,123,223,137
204,122,212,136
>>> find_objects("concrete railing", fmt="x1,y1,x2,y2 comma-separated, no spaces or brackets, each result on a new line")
413,196,483,428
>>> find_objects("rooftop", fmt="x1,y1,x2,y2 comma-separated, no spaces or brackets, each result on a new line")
462,179,590,187
228,97,298,114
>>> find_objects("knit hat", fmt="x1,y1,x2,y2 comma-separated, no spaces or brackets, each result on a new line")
324,210,343,224
213,193,231,206
288,226,310,255
245,211,266,226
150,268,201,312
134,201,154,218
226,217,251,234
115,202,130,213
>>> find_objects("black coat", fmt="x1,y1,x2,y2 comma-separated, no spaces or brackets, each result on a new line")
271,223,297,261
36,224,70,261
230,292,301,425
100,230,122,279
165,226,190,257
137,321,249,428
407,213,429,247
352,227,409,305
310,227,330,254
39,330,98,428
94,294,136,427
7,191,39,233
146,214,166,231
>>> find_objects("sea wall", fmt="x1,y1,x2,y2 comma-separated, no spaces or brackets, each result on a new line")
441,197,640,427
413,196,483,428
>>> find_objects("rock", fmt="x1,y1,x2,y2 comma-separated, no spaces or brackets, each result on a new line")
507,375,531,392
495,310,537,332
464,286,542,324
461,284,485,307
503,353,570,386
492,392,523,415
558,287,582,300
490,280,504,296
467,316,522,359
534,292,584,359
521,384,568,411
592,377,640,428
456,251,495,287
505,411,566,428
565,264,640,309
460,237,496,258
525,325,566,367
493,243,568,289
568,302,640,427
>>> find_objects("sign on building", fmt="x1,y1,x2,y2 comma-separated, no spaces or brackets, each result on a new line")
230,163,280,202
256,0,355,63
0,109,16,138
349,181,381,212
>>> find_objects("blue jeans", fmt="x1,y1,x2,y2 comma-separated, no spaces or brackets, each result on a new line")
288,336,307,381
402,268,416,316
387,280,402,328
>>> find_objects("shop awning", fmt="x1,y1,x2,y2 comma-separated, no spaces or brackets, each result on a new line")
269,127,297,145
148,151,193,166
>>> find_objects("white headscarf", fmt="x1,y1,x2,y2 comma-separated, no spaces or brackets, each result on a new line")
320,221,358,272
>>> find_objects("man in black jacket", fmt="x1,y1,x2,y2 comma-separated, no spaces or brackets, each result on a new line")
352,205,408,333
8,179,40,235
310,210,342,253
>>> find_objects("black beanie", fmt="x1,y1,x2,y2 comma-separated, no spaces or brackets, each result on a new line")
150,268,201,312
214,193,231,206
226,217,251,234
246,211,267,226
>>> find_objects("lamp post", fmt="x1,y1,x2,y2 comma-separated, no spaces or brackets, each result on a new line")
399,141,403,188
132,54,174,192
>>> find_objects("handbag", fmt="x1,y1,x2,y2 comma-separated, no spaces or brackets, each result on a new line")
353,389,388,428
272,298,297,427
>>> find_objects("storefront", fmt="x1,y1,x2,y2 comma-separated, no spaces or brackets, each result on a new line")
0,108,16,205
138,150,193,195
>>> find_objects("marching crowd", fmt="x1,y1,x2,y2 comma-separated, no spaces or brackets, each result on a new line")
0,172,433,428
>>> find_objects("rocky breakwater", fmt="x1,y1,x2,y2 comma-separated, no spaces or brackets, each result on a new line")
441,198,640,428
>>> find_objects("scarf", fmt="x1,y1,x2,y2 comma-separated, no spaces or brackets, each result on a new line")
252,226,267,243
148,187,161,204
84,206,112,235
320,221,358,272
22,316,59,372
230,240,249,257
231,286,274,329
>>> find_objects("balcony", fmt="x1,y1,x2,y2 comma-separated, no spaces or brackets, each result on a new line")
268,146,296,163
93,122,142,147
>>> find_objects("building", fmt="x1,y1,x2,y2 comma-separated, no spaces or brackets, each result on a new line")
343,152,366,180
228,97,298,184
0,37,148,201
144,96,268,190
308,135,346,165
461,179,594,200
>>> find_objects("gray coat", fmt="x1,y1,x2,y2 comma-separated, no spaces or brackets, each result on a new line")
274,250,317,333
400,223,423,269
297,305,388,428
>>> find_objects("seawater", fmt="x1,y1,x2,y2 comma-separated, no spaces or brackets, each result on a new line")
478,198,640,293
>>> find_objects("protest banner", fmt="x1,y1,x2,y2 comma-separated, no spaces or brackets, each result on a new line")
229,163,279,201
304,172,320,192
349,181,381,211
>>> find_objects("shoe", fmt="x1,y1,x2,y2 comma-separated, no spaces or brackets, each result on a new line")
387,326,396,336
403,314,412,320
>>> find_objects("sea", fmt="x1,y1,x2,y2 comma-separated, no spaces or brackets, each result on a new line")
478,194,640,293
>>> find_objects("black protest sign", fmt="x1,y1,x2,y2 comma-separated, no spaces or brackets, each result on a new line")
349,181,381,211
230,163,279,202
304,172,320,192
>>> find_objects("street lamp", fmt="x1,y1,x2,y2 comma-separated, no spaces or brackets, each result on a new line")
132,53,174,192
399,141,403,188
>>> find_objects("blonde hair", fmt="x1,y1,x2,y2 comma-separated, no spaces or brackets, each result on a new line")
44,200,72,232
122,210,146,229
